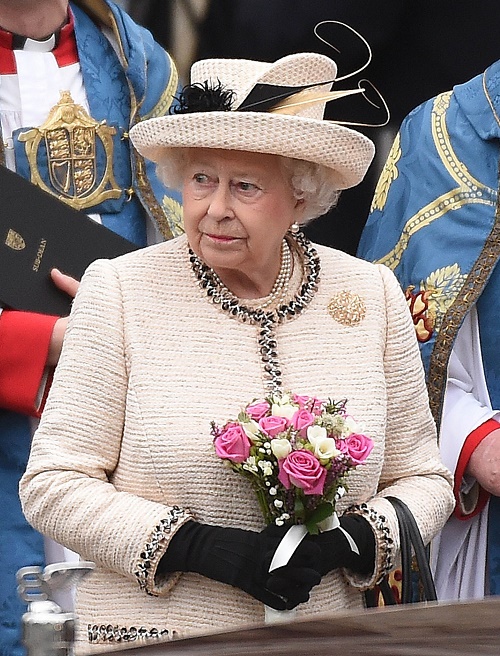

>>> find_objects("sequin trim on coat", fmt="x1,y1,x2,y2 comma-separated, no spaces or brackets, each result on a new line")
134,506,185,594
346,503,394,588
88,624,176,644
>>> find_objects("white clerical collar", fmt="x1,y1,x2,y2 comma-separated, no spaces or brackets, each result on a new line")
19,34,57,52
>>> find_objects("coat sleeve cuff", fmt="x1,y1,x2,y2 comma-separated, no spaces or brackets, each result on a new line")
0,310,58,416
341,503,394,591
135,506,193,597
454,418,498,520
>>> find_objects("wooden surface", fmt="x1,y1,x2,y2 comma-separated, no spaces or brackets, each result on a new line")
93,597,500,656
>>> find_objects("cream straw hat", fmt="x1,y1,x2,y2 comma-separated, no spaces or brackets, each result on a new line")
130,52,375,190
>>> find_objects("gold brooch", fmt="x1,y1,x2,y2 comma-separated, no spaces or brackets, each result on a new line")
328,291,366,326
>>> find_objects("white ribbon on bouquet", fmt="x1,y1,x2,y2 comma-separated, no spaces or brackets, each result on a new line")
264,511,359,624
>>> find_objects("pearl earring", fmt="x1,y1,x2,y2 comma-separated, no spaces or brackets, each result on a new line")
289,222,300,235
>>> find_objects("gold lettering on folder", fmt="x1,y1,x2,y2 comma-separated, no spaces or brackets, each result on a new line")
32,239,47,272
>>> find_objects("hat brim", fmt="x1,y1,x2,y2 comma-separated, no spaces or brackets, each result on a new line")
130,112,375,190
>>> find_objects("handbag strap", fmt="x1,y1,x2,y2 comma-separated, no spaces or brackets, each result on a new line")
386,496,437,603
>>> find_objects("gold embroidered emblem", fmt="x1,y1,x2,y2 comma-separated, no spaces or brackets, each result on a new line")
161,196,184,237
327,291,366,326
5,229,25,250
370,131,401,213
18,91,121,211
405,264,467,342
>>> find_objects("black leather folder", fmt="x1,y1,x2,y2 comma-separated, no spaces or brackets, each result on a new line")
0,166,137,315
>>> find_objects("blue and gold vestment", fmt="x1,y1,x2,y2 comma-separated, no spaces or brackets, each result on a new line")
358,59,500,597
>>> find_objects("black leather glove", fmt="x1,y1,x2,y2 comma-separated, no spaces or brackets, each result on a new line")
158,521,321,610
309,514,376,576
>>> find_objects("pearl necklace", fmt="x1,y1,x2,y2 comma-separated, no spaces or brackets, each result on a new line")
211,238,292,311
189,231,321,394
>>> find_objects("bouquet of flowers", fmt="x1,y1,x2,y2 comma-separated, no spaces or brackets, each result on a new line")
211,392,374,535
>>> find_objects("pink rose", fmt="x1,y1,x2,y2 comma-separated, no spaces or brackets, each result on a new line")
214,423,251,463
291,394,324,415
292,394,311,409
258,415,289,438
278,450,327,495
342,433,374,465
310,398,325,416
290,409,315,436
246,400,271,421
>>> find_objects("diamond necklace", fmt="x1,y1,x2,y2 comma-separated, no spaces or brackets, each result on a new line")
189,231,321,394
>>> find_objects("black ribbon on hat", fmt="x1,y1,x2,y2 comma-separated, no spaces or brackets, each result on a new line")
237,81,335,112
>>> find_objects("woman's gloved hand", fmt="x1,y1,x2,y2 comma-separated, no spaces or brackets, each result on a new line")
308,514,376,576
158,521,321,610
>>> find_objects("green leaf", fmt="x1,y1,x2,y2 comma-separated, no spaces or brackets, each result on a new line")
305,521,320,535
305,502,334,532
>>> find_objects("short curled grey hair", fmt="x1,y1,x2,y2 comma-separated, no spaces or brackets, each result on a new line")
155,149,341,224
278,157,341,224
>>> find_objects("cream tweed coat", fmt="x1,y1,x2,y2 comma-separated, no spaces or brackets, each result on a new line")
20,235,454,654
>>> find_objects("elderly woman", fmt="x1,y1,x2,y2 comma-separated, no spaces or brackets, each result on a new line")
20,52,454,653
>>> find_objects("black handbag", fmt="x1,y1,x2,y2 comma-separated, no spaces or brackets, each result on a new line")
365,496,437,607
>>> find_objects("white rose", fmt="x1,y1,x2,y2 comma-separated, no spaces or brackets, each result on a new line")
241,420,261,442
307,424,327,446
271,402,297,420
313,437,340,461
271,392,292,405
270,438,292,459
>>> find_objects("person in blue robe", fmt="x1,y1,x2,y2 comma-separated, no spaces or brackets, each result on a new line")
358,59,500,601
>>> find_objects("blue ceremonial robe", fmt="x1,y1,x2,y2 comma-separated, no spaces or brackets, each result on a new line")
358,59,500,598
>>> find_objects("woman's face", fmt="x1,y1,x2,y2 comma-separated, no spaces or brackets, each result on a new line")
182,149,304,294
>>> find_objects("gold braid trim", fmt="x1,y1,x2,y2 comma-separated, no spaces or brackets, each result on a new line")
376,192,492,270
428,159,500,428
75,0,178,238
134,153,174,241
128,56,180,240
484,68,500,130
73,0,114,28
141,52,179,121
376,92,496,270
